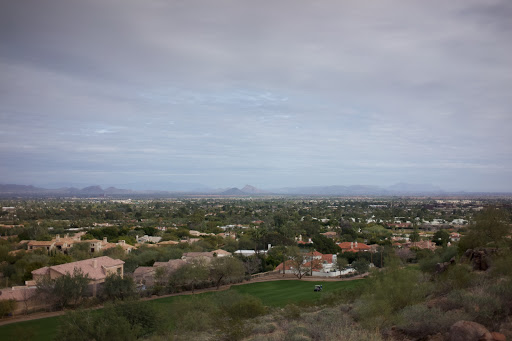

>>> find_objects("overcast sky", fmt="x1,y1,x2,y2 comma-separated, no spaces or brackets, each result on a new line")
1,0,511,191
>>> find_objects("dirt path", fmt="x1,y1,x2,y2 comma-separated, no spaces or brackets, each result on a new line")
0,273,367,327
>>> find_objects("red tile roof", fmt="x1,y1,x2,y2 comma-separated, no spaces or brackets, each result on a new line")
303,260,323,271
275,260,294,271
32,256,124,281
321,254,334,263
337,242,371,252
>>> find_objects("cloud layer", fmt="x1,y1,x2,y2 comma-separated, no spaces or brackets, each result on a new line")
1,0,511,191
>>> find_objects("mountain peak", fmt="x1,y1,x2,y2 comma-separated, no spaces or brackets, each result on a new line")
241,185,265,194
220,187,247,196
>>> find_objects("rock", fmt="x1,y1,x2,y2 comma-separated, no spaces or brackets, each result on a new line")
449,320,493,341
491,331,506,341
461,248,498,271
499,316,512,339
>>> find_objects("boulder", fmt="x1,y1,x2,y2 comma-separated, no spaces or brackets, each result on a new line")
449,320,493,341
461,249,497,271
491,332,506,341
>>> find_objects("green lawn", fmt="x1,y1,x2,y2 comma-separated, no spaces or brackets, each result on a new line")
231,279,364,307
0,279,364,341
0,315,61,341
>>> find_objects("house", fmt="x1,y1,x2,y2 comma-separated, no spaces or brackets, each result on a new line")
156,240,179,246
217,232,236,239
87,237,135,254
276,251,340,277
212,249,232,257
136,235,162,244
387,223,412,228
53,233,85,253
305,250,323,260
450,232,461,242
27,233,85,254
27,240,55,252
337,241,371,253
102,240,136,254
182,252,216,263
179,237,201,244
189,230,214,237
405,240,437,250
132,267,156,287
320,231,337,239
153,259,187,271
31,256,124,296
133,259,188,287
295,235,313,245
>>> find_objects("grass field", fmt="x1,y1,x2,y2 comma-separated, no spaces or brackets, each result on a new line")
0,315,62,341
0,279,364,341
231,279,364,307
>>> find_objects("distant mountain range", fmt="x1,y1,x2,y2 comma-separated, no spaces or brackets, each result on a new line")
0,182,462,198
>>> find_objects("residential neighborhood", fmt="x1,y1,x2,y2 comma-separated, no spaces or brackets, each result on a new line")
0,197,511,341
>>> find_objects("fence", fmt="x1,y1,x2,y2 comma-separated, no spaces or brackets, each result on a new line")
250,270,279,279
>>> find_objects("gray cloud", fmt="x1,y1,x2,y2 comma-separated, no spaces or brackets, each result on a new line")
1,0,511,191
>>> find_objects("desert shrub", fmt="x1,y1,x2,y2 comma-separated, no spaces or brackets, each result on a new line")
180,310,215,332
439,246,458,262
444,286,508,330
460,289,507,329
56,305,159,341
285,322,311,340
214,291,266,319
216,317,250,341
0,299,17,317
318,284,365,306
394,304,471,338
252,322,277,335
282,304,302,320
301,307,352,339
488,277,512,302
352,267,431,328
418,253,441,273
490,252,512,278
434,264,474,293
112,300,164,338
169,292,265,339
280,307,383,341
416,245,457,273
168,297,217,332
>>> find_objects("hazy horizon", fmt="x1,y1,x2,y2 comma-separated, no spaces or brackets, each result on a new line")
1,1,511,192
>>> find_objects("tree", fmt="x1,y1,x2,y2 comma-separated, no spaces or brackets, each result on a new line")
102,274,136,301
352,259,370,274
433,229,450,246
336,257,348,271
240,255,262,275
36,268,90,309
68,242,91,261
459,207,511,251
311,234,338,254
49,253,73,266
172,258,209,293
209,257,245,290
102,245,126,260
410,230,420,243
56,301,162,341
287,246,309,280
